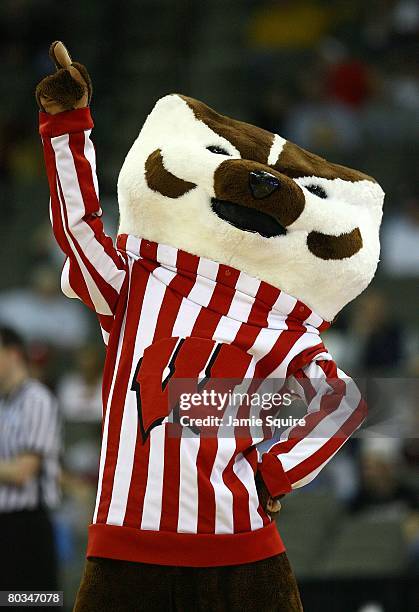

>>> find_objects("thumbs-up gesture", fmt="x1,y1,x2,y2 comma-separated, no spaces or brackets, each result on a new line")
35,42,92,115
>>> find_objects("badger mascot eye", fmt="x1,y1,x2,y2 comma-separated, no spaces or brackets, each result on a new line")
306,185,327,199
207,145,230,155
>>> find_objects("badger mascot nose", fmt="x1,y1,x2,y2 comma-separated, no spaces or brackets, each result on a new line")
249,170,280,199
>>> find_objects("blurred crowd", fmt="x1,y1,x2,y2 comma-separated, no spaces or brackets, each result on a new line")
0,0,418,610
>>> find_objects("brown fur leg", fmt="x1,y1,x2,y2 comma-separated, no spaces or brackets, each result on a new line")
73,553,302,612
173,553,303,612
73,557,173,612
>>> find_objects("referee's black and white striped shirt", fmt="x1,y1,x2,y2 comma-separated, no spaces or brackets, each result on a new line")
0,379,61,512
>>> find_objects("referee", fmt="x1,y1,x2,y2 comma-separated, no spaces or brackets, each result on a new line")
0,326,61,591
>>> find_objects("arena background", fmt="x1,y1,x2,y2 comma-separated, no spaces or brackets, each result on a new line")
0,1,418,610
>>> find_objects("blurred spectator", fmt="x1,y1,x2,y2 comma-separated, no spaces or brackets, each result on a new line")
392,0,419,38
0,265,89,349
350,438,418,518
382,192,419,276
388,62,419,113
319,38,372,109
352,289,406,374
283,66,362,151
326,57,370,108
57,345,103,422
0,325,61,590
30,221,66,270
401,355,419,471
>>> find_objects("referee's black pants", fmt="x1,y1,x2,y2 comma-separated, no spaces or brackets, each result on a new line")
0,506,58,591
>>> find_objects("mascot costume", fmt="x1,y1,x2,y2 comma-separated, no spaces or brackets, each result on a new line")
36,43,384,611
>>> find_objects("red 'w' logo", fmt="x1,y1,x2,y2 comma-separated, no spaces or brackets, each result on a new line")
131,336,253,442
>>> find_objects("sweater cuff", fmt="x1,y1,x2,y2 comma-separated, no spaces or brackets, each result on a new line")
259,453,293,498
39,107,94,137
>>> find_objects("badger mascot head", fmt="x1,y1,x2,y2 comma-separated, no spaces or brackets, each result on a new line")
118,95,384,322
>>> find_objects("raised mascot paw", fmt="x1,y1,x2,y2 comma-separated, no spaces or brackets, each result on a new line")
35,41,92,115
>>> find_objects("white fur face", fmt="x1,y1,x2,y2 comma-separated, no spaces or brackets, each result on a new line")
117,94,384,321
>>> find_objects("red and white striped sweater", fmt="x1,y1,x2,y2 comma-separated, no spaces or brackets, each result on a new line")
40,108,366,566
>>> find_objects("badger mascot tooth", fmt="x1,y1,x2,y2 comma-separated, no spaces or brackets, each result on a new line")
37,42,384,612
